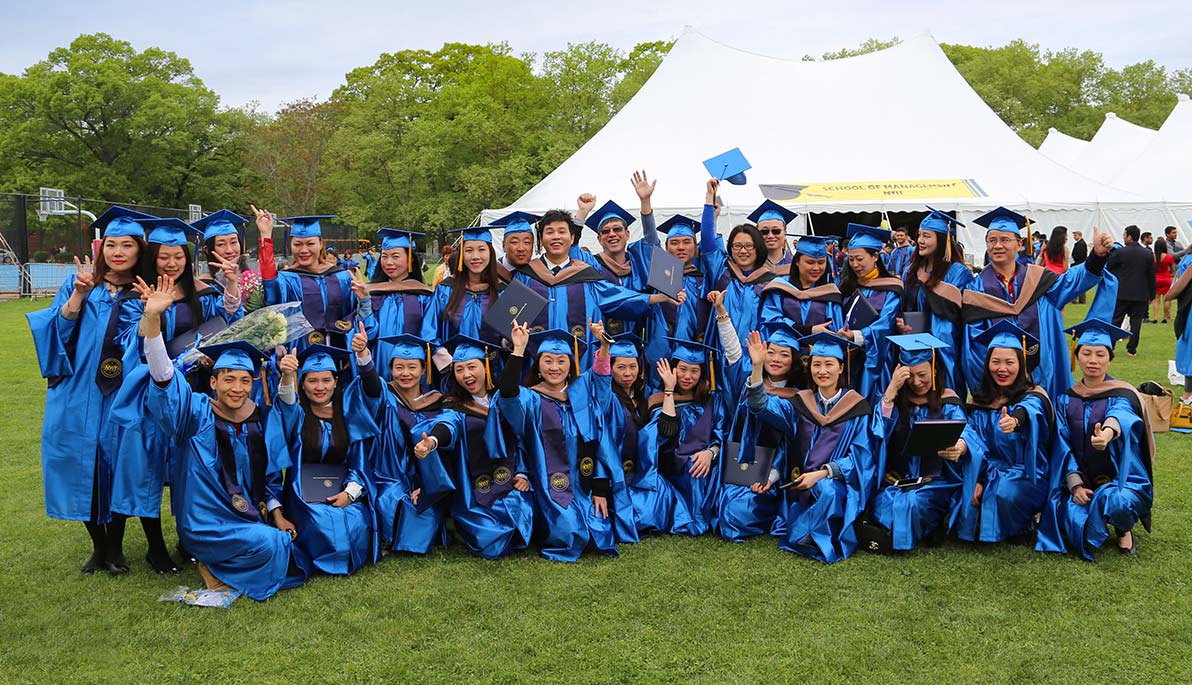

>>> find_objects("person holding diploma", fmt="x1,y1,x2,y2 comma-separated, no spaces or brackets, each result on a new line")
837,223,903,403
1035,319,1153,559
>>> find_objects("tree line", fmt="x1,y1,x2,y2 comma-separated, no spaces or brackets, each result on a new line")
1,33,1189,243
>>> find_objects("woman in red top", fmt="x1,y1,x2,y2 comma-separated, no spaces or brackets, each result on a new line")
1038,226,1068,275
1153,238,1175,323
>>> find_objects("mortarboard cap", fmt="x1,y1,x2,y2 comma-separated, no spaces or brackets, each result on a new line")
919,206,964,235
974,319,1039,353
282,215,336,239
973,207,1029,235
379,334,430,362
762,321,802,350
703,147,751,185
608,333,645,360
92,206,155,239
297,344,352,376
135,217,199,247
1065,318,1131,350
584,201,635,233
446,334,500,364
798,331,860,361
377,228,424,252
845,223,891,252
200,341,265,376
444,226,494,245
493,211,541,236
888,333,949,367
794,235,829,259
748,200,797,226
191,209,248,241
658,214,699,241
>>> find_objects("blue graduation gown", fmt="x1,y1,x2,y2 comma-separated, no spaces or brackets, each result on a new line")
418,402,535,559
608,394,692,536
702,237,777,357
961,260,1118,401
885,244,914,279
362,278,434,379
590,212,659,338
870,393,966,550
1036,380,1154,560
842,277,902,404
145,374,300,600
27,277,143,522
499,373,618,562
753,389,875,563
422,278,503,351
901,261,973,397
1173,254,1192,376
954,389,1060,542
646,389,727,537
272,380,380,575
264,265,359,349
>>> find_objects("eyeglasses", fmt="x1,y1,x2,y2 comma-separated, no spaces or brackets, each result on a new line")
599,226,627,236
731,244,755,252
761,229,785,236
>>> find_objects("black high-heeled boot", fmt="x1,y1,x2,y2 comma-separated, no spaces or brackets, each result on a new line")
140,517,180,575
82,521,106,574
104,516,129,575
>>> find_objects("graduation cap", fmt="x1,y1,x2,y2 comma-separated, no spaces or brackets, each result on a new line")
135,217,199,247
381,333,432,384
200,341,266,376
377,228,424,253
747,200,797,226
794,235,829,259
444,225,495,270
608,333,645,360
584,201,635,233
888,333,949,391
666,337,719,391
1065,318,1130,349
703,147,751,185
825,237,840,246
529,329,588,377
658,214,699,241
493,211,541,236
846,223,891,252
445,334,502,389
298,344,352,376
92,206,156,239
191,209,248,241
281,215,336,239
920,206,964,235
798,331,861,361
974,319,1039,361
973,207,1030,236
762,321,802,350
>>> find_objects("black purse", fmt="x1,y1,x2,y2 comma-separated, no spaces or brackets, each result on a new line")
854,515,895,555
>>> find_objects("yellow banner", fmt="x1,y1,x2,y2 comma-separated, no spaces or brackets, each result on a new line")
760,179,987,202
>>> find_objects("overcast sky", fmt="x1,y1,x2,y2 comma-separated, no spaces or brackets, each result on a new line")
3,0,1189,113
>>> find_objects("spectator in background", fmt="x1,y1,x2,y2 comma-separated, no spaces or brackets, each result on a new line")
1165,225,1186,259
1072,230,1088,303
1106,225,1156,356
1141,232,1154,254
431,243,453,287
1039,225,1068,275
1153,237,1175,324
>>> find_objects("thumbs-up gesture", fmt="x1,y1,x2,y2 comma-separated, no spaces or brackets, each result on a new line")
1091,226,1113,257
278,345,299,377
1090,422,1115,450
998,406,1019,434
413,431,438,459
351,321,369,354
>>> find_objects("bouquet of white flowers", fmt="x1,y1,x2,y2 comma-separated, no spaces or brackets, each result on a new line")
175,302,314,372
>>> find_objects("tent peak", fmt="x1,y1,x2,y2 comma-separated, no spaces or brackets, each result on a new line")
1179,93,1190,102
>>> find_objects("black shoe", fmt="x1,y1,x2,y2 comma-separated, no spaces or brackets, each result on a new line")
82,551,105,575
104,557,130,575
176,542,197,565
1162,319,1169,324
146,551,181,575
1119,536,1137,555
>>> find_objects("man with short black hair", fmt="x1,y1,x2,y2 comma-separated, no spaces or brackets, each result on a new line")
1106,225,1156,356
1165,225,1186,258
1071,230,1088,303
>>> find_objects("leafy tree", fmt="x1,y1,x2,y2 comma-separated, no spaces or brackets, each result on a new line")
244,98,345,215
804,37,901,61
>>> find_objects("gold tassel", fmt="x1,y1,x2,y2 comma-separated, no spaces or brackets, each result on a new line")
709,356,716,392
484,353,493,390
944,230,953,262
1022,335,1028,361
1069,335,1077,374
1025,217,1034,258
424,342,432,385
931,348,937,393
260,368,272,407
572,333,580,377
456,236,464,271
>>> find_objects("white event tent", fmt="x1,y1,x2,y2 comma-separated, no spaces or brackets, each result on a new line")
1114,94,1192,202
484,28,1192,256
1038,128,1090,171
1064,113,1157,185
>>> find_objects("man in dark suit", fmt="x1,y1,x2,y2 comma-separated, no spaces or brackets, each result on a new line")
1106,224,1156,356
1072,230,1088,303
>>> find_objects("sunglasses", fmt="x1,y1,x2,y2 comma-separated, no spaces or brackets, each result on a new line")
761,228,785,236
599,226,627,236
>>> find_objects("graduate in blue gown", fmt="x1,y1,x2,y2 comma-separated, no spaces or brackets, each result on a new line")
191,209,251,309
423,226,506,373
584,189,660,337
747,332,874,562
647,337,727,537
604,333,690,536
272,344,380,575
1167,252,1192,405
837,223,902,404
258,212,367,350
515,209,669,370
961,206,1117,401
884,226,915,279
493,211,540,281
953,322,1061,544
759,234,845,385
703,221,777,355
498,325,618,562
825,237,842,281
714,319,803,542
27,206,154,575
1036,319,1154,559
749,199,796,273
409,335,535,559
356,331,449,555
869,334,967,551
133,284,302,599
896,208,973,398
362,228,433,378
108,218,243,575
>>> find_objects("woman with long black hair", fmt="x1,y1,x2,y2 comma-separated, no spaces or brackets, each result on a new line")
422,226,505,374
837,223,903,404
363,228,433,377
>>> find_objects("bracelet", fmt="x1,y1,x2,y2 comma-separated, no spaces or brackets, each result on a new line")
716,314,730,322
663,391,675,395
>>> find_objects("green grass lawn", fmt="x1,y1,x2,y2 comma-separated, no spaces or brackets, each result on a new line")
1,298,1189,683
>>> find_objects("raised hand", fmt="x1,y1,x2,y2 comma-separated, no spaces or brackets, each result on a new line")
888,365,911,394
746,330,767,366
250,204,274,238
656,358,677,392
706,290,724,311
588,319,610,344
510,320,530,354
72,255,97,296
1091,226,1113,257
210,252,239,283
413,431,437,459
810,321,834,334
350,267,369,300
705,178,719,204
136,275,177,317
998,406,1018,434
631,170,656,200
278,346,299,377
351,321,369,354
576,193,597,217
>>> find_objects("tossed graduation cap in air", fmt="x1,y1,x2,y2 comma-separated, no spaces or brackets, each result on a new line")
584,201,635,233
134,217,200,247
974,319,1040,362
666,336,719,391
748,200,797,226
493,211,541,236
444,225,495,270
888,333,950,391
92,206,156,239
658,214,700,241
608,332,646,360
380,333,432,384
200,340,266,376
794,234,829,259
845,223,891,252
445,334,502,389
920,206,965,261
761,321,802,350
529,328,588,377
191,209,249,241
282,215,337,239
703,147,751,185
297,344,352,377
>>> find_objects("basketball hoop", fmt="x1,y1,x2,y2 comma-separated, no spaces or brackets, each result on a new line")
35,210,49,222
